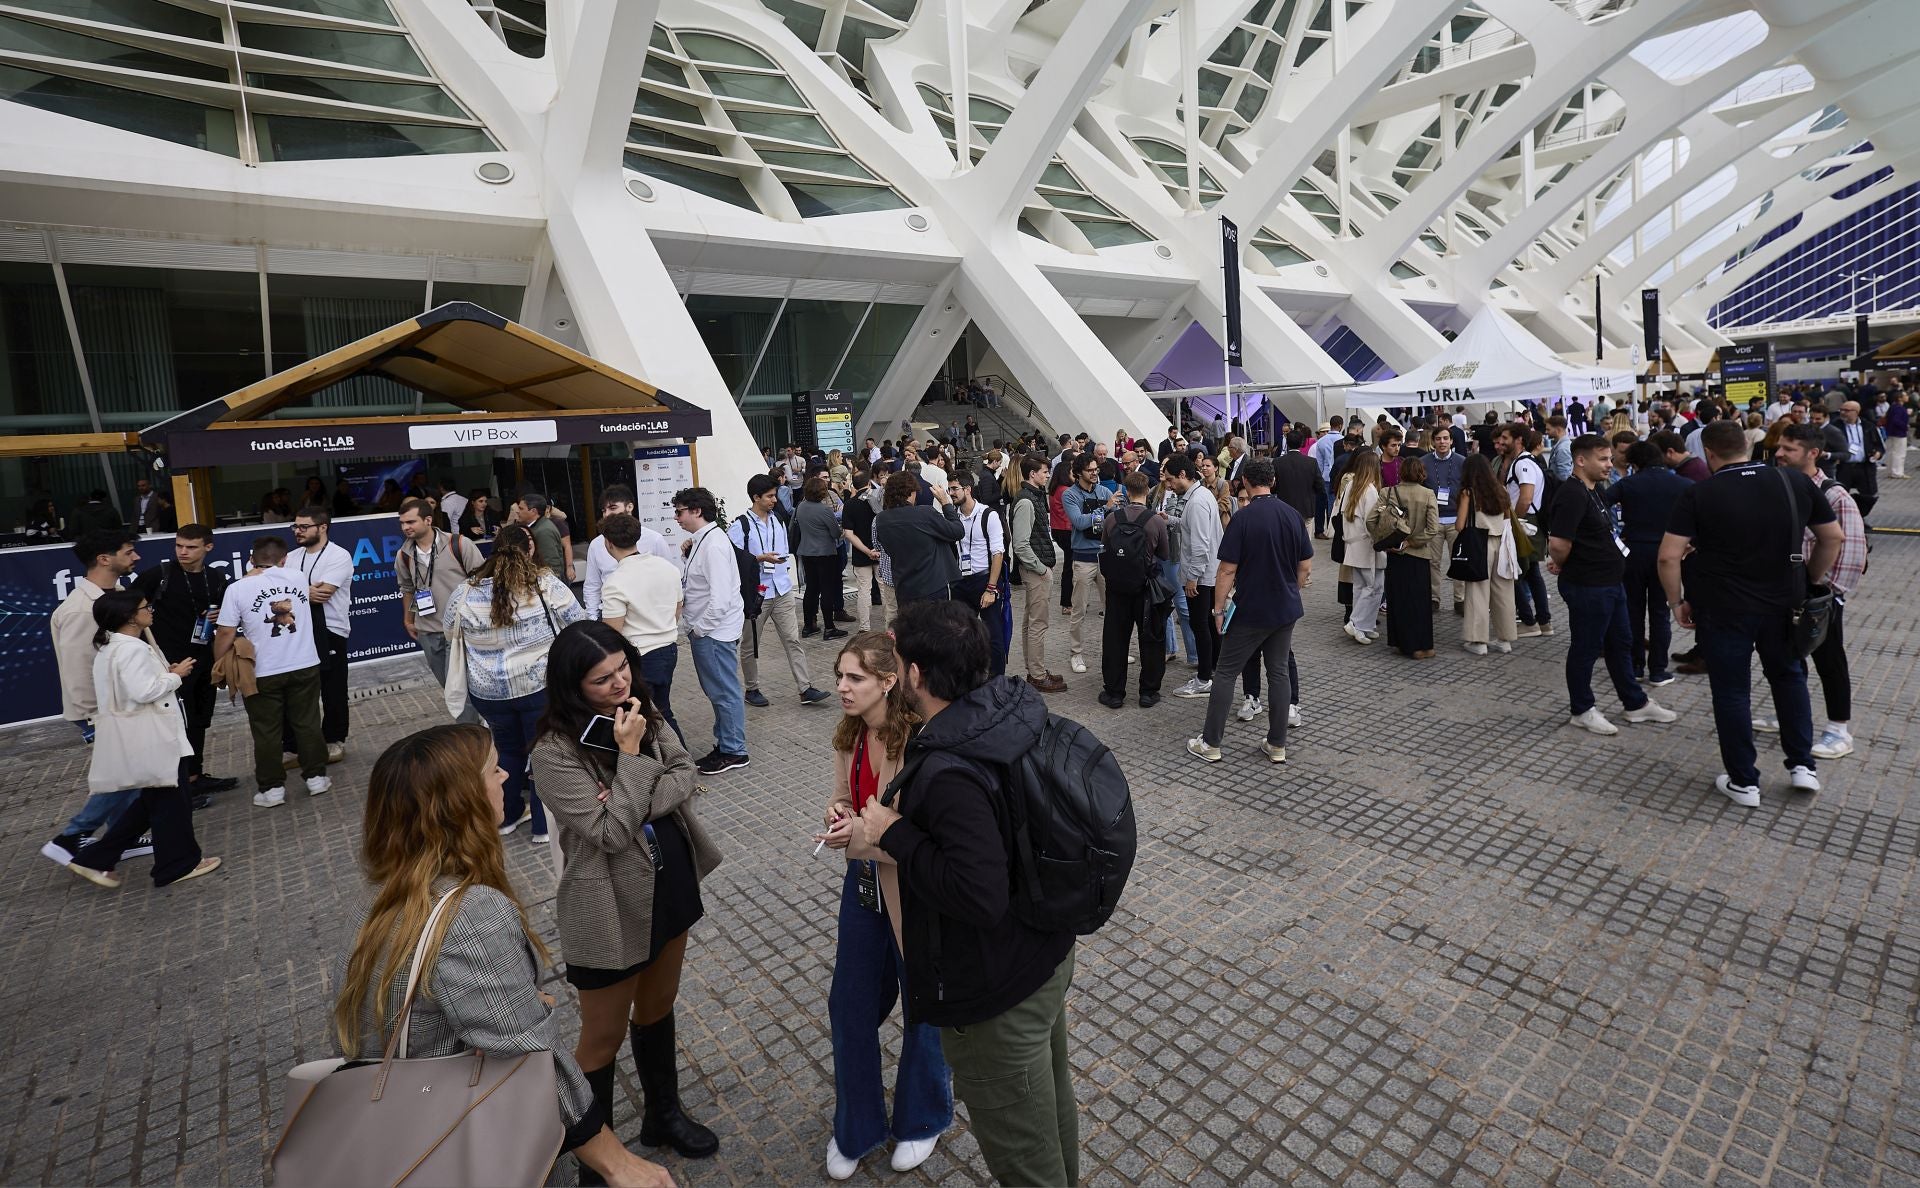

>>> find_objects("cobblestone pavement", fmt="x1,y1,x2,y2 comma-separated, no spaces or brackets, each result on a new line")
4,477,1919,1188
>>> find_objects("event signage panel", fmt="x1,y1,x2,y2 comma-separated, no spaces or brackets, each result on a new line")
0,513,483,729
1220,216,1243,368
408,419,558,449
792,389,855,456
163,408,713,466
632,443,695,548
1721,341,1775,405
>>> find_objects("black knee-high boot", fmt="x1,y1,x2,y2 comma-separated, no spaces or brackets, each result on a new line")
577,1062,616,1187
630,1014,718,1158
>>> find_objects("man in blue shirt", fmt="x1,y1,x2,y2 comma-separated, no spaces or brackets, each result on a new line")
729,475,829,708
1062,453,1122,674
1307,415,1344,538
1604,439,1692,687
1186,458,1313,765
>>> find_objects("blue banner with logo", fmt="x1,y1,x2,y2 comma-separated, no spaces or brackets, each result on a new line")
0,513,439,729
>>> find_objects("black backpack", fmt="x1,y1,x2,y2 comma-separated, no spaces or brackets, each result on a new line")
729,515,766,619
1099,504,1155,594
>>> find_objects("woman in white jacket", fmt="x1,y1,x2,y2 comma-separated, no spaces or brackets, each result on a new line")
1337,452,1387,644
67,590,221,889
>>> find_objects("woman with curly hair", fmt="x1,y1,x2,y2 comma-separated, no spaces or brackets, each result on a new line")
814,631,951,1180
333,724,671,1187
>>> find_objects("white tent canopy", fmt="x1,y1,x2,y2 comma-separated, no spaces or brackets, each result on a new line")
1352,306,1637,407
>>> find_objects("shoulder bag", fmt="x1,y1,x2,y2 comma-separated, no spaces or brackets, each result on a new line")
1773,467,1833,658
1446,522,1490,582
271,887,565,1187
1365,489,1410,551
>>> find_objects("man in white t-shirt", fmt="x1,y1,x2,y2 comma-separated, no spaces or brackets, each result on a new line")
290,505,353,764
582,483,678,617
436,477,468,531
918,446,949,492
596,512,686,744
215,536,328,808
1495,422,1554,637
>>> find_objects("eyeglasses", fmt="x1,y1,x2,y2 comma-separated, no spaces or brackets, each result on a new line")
293,522,317,530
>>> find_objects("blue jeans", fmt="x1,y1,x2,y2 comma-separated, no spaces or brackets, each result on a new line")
1161,558,1195,662
830,864,952,1157
638,643,683,747
1697,606,1814,786
1557,580,1645,717
470,688,548,833
1515,557,1552,626
689,634,747,756
62,721,140,837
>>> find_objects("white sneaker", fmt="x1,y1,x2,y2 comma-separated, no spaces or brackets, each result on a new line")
326,741,346,764
1752,716,1779,734
305,775,332,797
825,1138,858,1181
1288,703,1303,727
1568,708,1618,736
891,1135,939,1172
1259,741,1288,764
1127,654,1137,665
1623,699,1677,725
1343,621,1372,645
1186,736,1222,763
1172,677,1212,698
253,786,287,808
1462,642,1488,655
1789,765,1821,793
1715,773,1761,808
1538,622,1556,636
1490,641,1512,654
1069,655,1087,674
1237,695,1263,722
499,805,532,836
1810,729,1853,759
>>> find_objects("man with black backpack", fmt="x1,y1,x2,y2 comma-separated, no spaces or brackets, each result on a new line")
1097,472,1170,709
850,601,1093,1188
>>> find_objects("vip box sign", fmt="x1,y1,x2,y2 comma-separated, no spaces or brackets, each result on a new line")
0,513,486,729
408,420,559,449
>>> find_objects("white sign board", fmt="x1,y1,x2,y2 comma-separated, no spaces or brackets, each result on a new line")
633,442,695,547
408,419,559,450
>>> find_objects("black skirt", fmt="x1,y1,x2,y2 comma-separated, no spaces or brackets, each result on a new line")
563,814,705,990
1384,552,1434,656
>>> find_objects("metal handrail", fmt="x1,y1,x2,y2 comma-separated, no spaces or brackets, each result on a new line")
1140,371,1181,391
949,374,1056,438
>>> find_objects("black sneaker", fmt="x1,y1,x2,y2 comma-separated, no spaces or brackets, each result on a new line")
800,625,820,638
800,687,832,705
40,834,83,866
191,794,214,811
1097,691,1125,709
1138,691,1161,709
822,628,849,641
696,752,750,775
192,774,239,792
745,689,770,708
123,834,155,860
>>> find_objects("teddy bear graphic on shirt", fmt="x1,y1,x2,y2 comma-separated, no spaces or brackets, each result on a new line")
266,598,298,637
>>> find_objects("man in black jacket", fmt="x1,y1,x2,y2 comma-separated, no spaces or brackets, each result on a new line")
1271,424,1324,523
131,523,237,804
852,601,1078,1187
874,471,963,605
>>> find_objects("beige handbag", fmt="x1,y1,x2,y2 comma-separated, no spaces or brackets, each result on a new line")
271,888,565,1187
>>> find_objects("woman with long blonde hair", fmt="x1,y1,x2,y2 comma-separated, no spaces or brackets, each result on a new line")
333,725,671,1187
1338,451,1387,643
452,522,586,842
814,632,950,1180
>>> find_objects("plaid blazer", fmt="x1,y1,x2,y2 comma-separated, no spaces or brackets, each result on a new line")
530,728,724,971
342,883,593,1135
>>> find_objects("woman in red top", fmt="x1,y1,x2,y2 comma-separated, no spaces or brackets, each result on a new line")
814,632,950,1180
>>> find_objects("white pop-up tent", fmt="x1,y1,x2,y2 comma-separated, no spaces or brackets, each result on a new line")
1352,306,1636,407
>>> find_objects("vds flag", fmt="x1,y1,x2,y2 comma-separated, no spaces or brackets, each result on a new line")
1220,216,1242,367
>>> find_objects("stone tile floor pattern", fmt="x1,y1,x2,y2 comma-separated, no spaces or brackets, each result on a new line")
4,478,1920,1188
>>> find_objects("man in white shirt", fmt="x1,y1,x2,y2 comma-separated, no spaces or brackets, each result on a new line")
865,437,881,467
947,476,1007,677
290,505,353,763
41,529,145,866
214,535,329,808
436,477,468,530
673,487,748,775
583,483,678,617
597,512,686,744
918,446,949,492
729,475,827,708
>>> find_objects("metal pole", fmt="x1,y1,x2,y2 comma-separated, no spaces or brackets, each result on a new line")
1222,313,1234,438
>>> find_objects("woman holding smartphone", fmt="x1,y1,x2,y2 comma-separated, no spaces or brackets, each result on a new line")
815,631,950,1180
531,621,724,1180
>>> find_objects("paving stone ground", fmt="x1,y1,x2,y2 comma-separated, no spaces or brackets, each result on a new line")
4,476,1920,1188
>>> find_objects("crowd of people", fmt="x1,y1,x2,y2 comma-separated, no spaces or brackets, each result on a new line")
29,368,1908,1186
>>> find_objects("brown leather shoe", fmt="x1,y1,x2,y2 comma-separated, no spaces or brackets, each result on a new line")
1028,674,1067,693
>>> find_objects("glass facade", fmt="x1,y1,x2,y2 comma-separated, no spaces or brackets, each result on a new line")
0,0,495,162
625,26,909,219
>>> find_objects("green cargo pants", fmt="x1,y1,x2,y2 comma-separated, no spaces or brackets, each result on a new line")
247,665,326,791
940,950,1078,1187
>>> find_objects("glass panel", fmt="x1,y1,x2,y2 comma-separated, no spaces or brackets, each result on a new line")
866,0,917,21
1132,137,1178,164
0,64,240,155
633,86,702,122
0,15,230,80
784,182,907,216
429,281,522,320
625,152,759,209
626,123,720,154
1197,67,1229,107
1209,26,1254,64
834,16,892,66
1247,0,1275,22
1071,218,1151,248
264,273,421,405
699,69,805,106
1390,261,1422,279
1038,163,1077,189
237,24,429,75
748,298,864,395
1253,39,1281,80
64,264,264,415
1256,241,1310,266
761,0,824,47
6,0,221,41
1420,232,1446,253
685,294,778,396
967,95,1011,122
1233,83,1266,122
253,114,495,160
1369,189,1400,210
1293,33,1325,66
1291,185,1335,214
1043,191,1120,217
758,149,873,178
0,261,90,429
648,25,672,52
641,56,687,87
247,73,469,118
243,0,399,24
725,107,835,145
1017,216,1046,239
674,32,775,68
914,82,947,112
829,300,917,423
